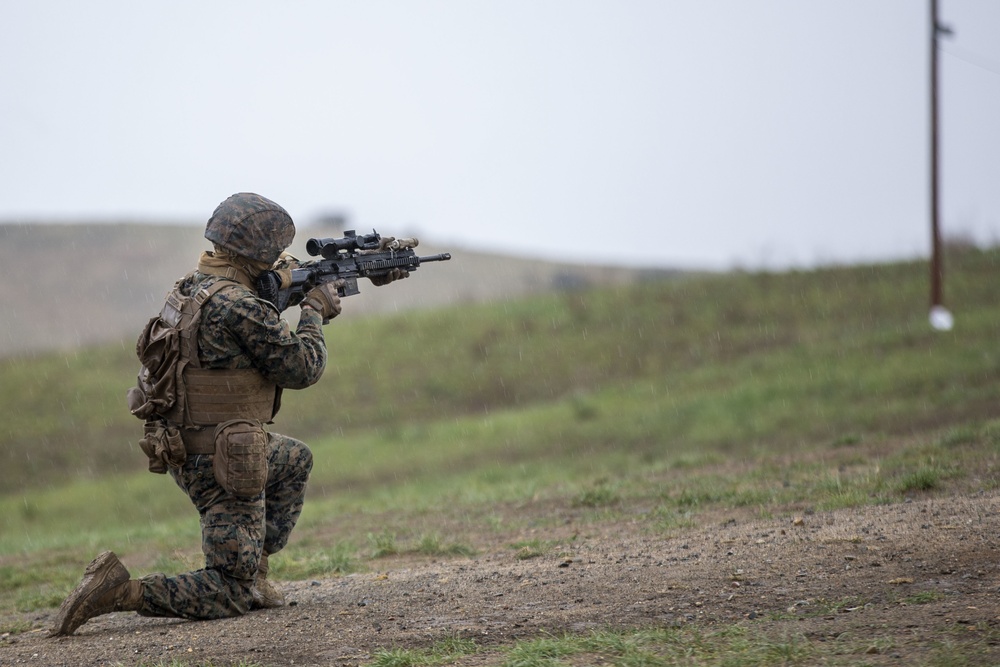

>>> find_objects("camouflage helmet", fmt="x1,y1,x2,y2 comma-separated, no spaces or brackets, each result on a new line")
204,193,295,265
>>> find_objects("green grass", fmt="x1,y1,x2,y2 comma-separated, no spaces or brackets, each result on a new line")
364,625,914,667
369,636,480,667
5,246,1000,496
905,591,945,605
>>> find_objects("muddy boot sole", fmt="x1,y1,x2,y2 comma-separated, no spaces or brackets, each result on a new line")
48,551,129,637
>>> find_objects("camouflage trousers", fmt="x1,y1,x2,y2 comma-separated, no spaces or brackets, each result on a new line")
137,432,313,619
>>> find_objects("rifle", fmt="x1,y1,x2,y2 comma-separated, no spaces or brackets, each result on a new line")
255,229,452,312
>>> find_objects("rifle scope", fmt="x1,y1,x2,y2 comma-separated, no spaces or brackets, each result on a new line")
306,230,381,258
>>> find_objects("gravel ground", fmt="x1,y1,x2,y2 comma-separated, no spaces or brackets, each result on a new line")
4,492,1000,666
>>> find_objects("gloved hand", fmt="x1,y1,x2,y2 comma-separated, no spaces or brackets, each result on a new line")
369,268,409,286
370,236,418,252
273,251,302,269
301,281,343,323
269,269,294,289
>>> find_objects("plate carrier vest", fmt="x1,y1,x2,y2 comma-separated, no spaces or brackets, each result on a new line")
128,274,280,455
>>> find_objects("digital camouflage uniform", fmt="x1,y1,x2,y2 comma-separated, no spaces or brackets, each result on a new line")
50,193,335,636
137,271,326,619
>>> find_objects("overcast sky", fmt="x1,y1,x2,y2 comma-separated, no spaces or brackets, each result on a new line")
1,1,998,269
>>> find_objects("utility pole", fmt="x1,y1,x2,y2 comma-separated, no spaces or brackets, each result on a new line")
929,0,954,331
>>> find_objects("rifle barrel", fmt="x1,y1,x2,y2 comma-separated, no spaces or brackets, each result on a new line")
419,253,452,263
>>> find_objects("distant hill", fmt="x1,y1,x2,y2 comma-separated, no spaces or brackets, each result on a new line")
0,223,680,357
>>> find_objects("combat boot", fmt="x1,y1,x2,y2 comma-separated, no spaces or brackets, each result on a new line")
251,551,285,609
49,551,143,636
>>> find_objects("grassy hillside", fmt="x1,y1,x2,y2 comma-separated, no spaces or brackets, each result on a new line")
1,245,997,496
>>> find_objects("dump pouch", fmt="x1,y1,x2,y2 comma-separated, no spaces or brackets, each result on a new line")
138,421,186,474
213,419,268,499
127,277,239,425
128,314,182,420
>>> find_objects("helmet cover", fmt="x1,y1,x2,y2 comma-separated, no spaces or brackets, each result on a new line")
204,193,295,265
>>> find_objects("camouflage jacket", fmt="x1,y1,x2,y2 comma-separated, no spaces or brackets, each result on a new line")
178,271,327,390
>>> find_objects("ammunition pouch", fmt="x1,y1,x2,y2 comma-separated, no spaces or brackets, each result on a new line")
138,422,186,474
213,419,269,499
